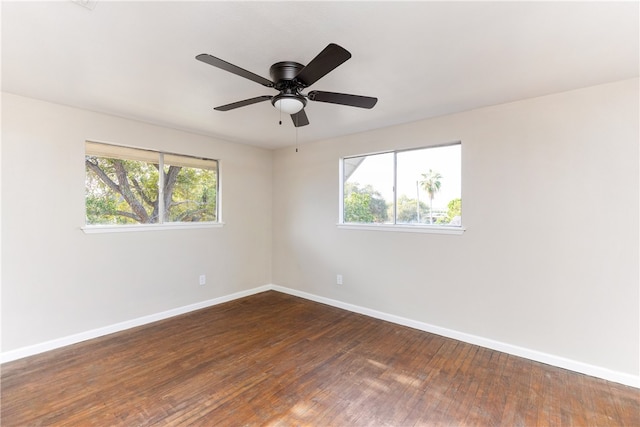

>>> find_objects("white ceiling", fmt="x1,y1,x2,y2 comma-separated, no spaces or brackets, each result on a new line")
2,1,638,149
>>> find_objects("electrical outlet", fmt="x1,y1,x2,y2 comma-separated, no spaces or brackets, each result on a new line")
199,274,206,285
336,274,343,285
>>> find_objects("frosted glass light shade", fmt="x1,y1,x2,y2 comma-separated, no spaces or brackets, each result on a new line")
273,97,304,114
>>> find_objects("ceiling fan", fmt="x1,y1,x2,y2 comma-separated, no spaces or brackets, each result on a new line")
196,43,377,127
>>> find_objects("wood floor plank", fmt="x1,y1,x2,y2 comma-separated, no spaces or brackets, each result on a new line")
2,291,639,426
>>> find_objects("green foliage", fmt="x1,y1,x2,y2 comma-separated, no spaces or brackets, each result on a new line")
344,182,389,223
446,198,462,222
85,194,126,224
344,192,374,223
396,194,429,224
167,167,217,222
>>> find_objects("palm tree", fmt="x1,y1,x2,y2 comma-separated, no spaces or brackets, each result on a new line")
420,169,442,224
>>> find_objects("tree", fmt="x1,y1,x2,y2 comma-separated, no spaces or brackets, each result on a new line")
344,182,389,223
446,198,462,224
420,169,442,224
165,166,217,222
85,156,217,224
396,194,429,223
344,192,375,223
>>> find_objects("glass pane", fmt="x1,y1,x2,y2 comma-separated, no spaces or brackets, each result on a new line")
85,153,160,224
343,152,393,224
396,144,461,225
163,156,218,223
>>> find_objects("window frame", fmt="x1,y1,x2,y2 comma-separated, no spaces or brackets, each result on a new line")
338,142,464,235
82,141,223,234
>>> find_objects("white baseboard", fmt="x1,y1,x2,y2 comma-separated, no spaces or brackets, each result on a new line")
0,285,271,364
269,284,640,389
2,283,638,389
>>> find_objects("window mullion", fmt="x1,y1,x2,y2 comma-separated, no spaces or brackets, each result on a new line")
393,151,398,225
158,153,165,223
338,159,345,223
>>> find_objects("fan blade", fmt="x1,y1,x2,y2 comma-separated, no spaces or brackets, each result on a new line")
196,54,273,87
214,96,272,111
295,44,351,87
308,91,378,109
291,109,309,127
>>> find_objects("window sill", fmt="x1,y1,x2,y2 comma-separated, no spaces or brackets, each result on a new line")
81,222,224,234
337,223,465,235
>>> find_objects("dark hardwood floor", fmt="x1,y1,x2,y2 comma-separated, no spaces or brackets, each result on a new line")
2,291,638,426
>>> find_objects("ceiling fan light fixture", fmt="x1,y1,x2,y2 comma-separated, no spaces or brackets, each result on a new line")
271,93,306,114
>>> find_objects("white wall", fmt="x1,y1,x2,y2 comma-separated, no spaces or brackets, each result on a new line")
1,93,273,351
272,78,639,378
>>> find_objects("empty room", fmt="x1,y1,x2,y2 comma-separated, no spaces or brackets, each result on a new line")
1,1,638,425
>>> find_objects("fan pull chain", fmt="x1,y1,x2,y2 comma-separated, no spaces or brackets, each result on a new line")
279,106,282,125
295,113,299,152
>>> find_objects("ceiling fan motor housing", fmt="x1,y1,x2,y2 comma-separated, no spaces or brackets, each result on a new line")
269,61,305,87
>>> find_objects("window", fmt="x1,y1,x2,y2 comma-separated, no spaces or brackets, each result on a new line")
340,143,462,231
85,142,219,227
